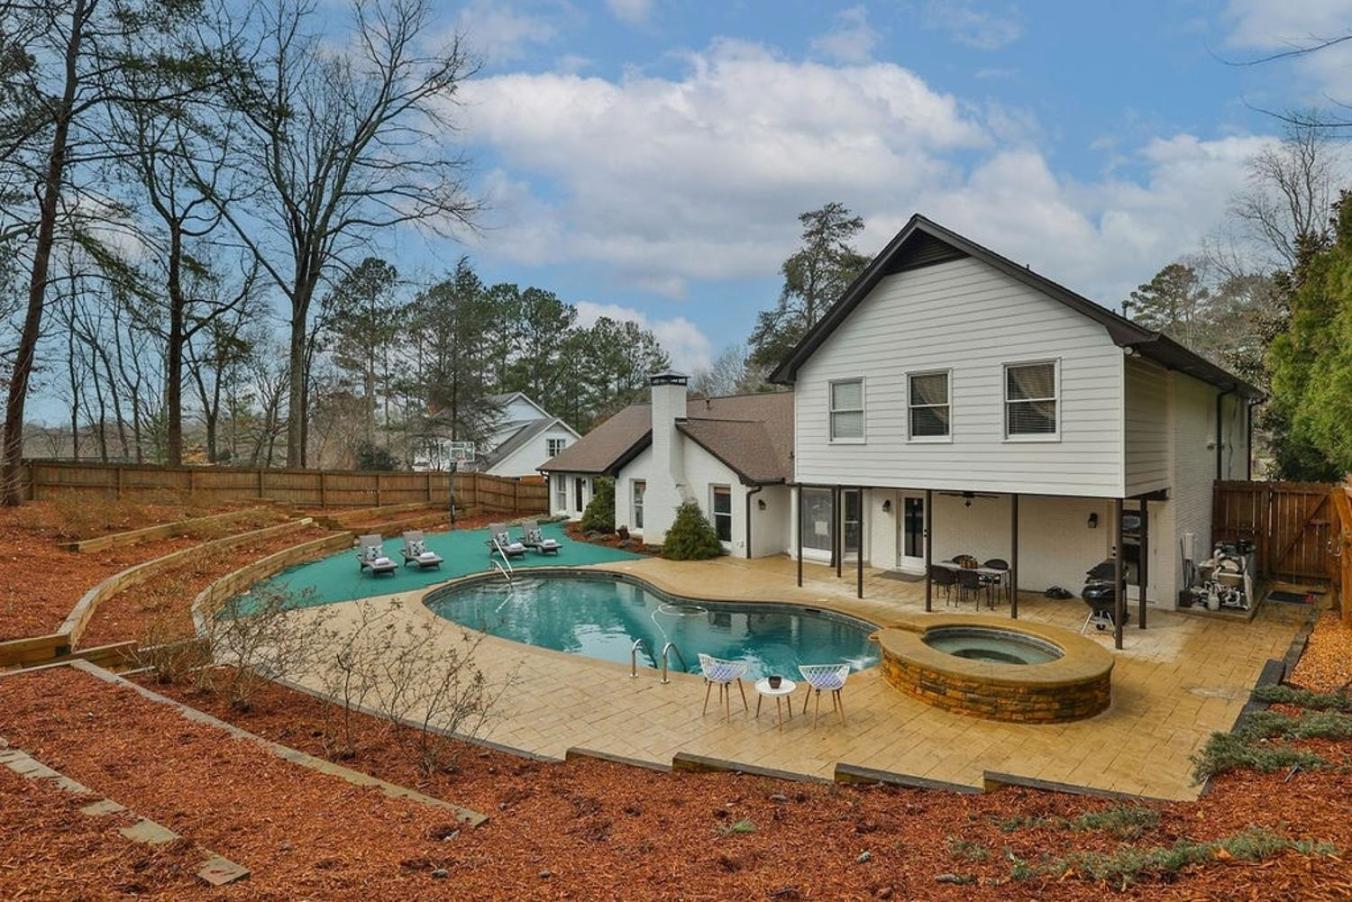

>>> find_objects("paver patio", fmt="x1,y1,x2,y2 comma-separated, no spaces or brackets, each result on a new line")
276,553,1309,801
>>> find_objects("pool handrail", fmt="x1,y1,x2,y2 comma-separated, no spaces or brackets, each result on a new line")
490,558,513,583
629,638,651,678
660,641,688,684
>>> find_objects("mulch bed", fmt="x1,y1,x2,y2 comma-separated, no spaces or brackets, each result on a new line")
0,504,208,642
0,760,209,899
1,667,502,898
77,524,339,648
564,522,661,555
1288,611,1352,694
132,671,1352,900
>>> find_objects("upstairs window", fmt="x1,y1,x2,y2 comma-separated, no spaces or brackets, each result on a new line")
546,437,566,457
908,371,950,439
829,378,865,442
1005,361,1059,438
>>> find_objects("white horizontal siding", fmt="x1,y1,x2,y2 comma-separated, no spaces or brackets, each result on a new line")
1124,357,1170,495
794,257,1125,496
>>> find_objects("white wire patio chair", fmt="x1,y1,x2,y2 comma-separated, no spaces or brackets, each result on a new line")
798,663,851,726
698,653,749,721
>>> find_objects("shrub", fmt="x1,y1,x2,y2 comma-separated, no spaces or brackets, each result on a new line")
580,477,615,533
661,500,723,560
1251,683,1352,712
1190,731,1327,782
355,441,400,471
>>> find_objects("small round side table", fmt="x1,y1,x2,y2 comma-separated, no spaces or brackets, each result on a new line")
754,678,798,731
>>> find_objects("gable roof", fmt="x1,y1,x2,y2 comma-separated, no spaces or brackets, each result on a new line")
487,391,551,419
768,214,1261,398
539,392,795,484
482,417,559,469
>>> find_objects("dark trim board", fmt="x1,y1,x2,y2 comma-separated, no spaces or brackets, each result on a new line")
768,214,1260,399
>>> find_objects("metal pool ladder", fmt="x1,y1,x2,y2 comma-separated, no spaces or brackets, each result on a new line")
490,558,513,583
660,641,688,684
629,639,651,677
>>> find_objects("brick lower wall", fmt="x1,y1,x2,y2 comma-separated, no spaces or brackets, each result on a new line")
880,651,1111,724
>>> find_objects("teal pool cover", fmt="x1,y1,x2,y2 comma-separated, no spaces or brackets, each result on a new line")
252,523,642,609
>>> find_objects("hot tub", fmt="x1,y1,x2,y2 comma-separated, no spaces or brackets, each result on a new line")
876,615,1113,723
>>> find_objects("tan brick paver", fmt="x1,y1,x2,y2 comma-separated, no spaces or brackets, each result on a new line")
278,554,1307,801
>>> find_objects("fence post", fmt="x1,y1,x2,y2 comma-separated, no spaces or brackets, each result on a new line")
512,479,519,512
257,469,265,500
115,466,124,499
319,471,327,508
426,472,432,503
375,473,382,507
188,468,195,498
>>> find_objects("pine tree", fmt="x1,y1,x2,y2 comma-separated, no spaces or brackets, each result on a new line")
661,501,724,560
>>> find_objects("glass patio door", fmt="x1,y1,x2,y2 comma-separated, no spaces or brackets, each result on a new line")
898,495,926,572
842,489,862,561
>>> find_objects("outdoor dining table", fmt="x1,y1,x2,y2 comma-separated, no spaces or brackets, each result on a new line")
936,560,1009,606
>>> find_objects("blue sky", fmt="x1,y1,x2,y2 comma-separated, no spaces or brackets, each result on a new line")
361,1,1352,371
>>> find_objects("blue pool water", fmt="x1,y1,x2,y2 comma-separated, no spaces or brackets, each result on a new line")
424,574,879,681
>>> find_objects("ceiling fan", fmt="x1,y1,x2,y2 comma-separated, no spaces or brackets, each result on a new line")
938,490,1000,507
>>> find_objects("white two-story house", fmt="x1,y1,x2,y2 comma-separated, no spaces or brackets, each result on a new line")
544,214,1257,647
415,392,580,478
770,214,1257,636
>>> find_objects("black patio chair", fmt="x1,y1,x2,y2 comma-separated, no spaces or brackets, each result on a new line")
956,568,988,607
929,565,957,605
983,558,1010,603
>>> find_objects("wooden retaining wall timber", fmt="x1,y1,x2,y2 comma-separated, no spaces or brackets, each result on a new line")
61,506,275,553
61,519,316,647
19,459,548,513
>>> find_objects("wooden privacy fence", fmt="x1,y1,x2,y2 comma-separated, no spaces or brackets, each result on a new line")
19,459,548,514
1213,480,1338,583
1332,485,1352,626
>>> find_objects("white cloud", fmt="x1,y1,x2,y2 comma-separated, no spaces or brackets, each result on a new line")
457,37,1278,315
457,1,558,65
574,301,713,372
606,0,653,26
811,6,879,64
920,0,1022,50
459,40,985,289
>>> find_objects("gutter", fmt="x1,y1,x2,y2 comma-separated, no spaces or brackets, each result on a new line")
1245,397,1259,481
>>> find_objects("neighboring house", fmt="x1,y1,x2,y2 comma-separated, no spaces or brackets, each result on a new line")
770,213,1257,614
415,392,580,477
539,375,794,555
546,214,1257,620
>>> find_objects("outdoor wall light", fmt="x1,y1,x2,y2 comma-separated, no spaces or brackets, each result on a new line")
882,499,892,513
757,499,767,511
1087,512,1099,529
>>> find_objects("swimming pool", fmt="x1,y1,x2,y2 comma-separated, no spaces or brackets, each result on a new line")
425,573,879,681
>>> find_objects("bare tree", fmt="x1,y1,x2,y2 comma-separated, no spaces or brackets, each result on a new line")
203,0,479,468
1229,116,1342,272
0,0,219,504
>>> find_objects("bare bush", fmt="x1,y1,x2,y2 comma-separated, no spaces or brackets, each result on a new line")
132,614,215,686
358,611,503,775
197,583,335,711
314,600,406,759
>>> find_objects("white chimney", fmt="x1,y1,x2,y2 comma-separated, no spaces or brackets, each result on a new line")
646,371,688,543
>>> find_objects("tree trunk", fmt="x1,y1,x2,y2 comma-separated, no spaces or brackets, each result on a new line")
0,0,86,505
165,227,185,464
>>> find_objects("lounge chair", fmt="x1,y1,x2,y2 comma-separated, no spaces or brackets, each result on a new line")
520,519,561,555
798,663,850,726
401,530,443,569
356,534,397,576
698,653,749,721
486,522,527,559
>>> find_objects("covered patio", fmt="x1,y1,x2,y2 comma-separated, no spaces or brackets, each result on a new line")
789,484,1170,649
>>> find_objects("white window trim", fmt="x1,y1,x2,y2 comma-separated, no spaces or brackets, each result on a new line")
828,376,867,444
631,479,645,533
1003,358,1062,443
710,484,734,547
547,437,567,457
906,368,954,444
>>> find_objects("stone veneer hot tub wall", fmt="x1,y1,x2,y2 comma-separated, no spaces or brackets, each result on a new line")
875,615,1114,723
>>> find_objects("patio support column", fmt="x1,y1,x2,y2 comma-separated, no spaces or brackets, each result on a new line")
1139,500,1149,629
856,487,864,599
795,484,803,587
1010,493,1019,619
1113,497,1124,650
924,488,933,612
834,485,843,578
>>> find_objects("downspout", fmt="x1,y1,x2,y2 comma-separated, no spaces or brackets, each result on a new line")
1216,387,1235,480
745,484,763,559
1245,398,1258,481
